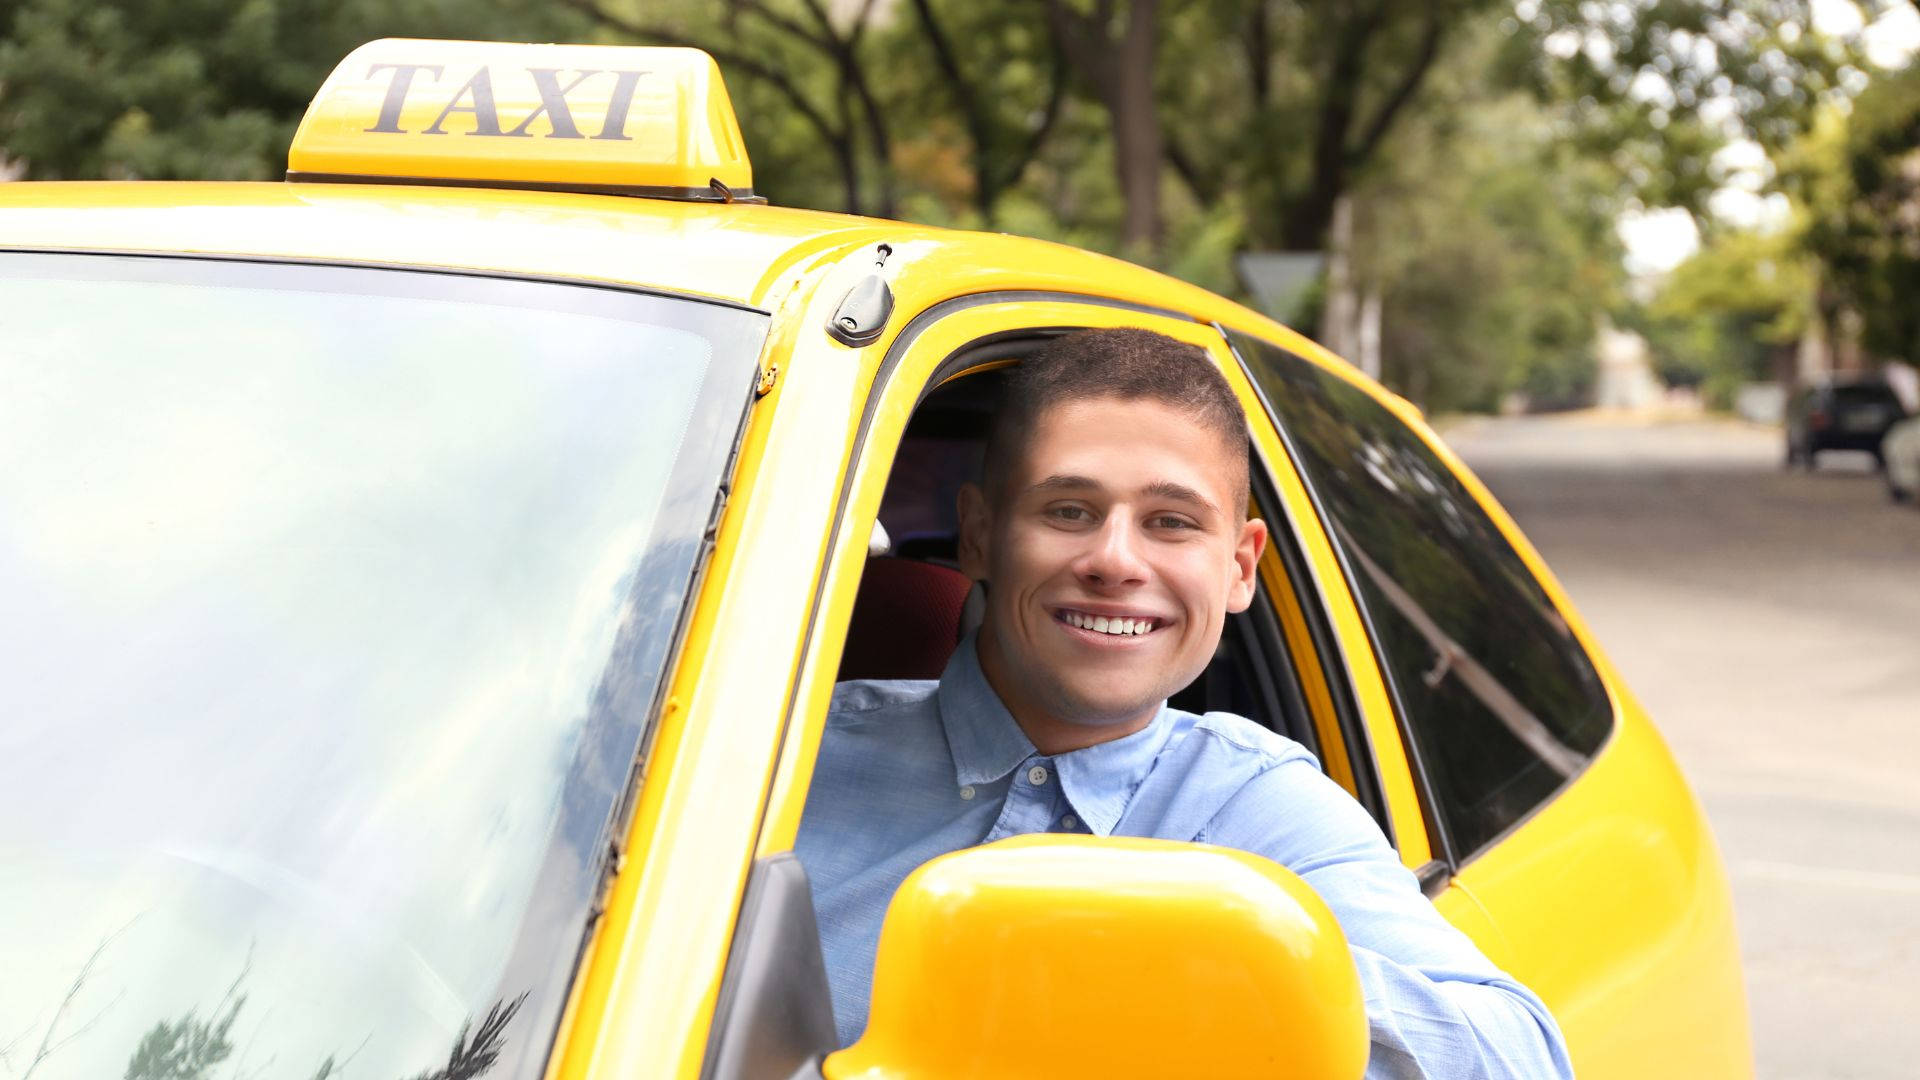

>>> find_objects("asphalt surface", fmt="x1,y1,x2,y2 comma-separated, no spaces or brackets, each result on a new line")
1444,414,1920,1080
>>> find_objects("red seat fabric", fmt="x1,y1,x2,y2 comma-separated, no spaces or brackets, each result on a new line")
838,558,974,681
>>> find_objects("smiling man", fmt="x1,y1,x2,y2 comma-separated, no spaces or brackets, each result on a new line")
794,328,1574,1078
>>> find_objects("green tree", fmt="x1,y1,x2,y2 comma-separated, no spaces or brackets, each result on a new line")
1356,88,1628,412
561,0,1071,224
1157,0,1496,252
1502,0,1872,216
1807,62,1920,364
1636,226,1810,405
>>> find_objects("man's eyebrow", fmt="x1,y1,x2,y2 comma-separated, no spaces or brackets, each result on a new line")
1028,473,1103,495
1026,474,1222,517
1140,480,1222,517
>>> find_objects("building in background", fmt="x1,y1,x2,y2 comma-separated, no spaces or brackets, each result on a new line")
1594,324,1663,411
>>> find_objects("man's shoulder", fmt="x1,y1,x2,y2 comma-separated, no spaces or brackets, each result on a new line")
807,680,951,808
827,678,942,728
1175,709,1321,773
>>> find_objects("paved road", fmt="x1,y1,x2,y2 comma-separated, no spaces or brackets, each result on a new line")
1445,414,1920,1080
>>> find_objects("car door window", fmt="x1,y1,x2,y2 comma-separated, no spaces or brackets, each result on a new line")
843,360,1319,758
1227,330,1614,862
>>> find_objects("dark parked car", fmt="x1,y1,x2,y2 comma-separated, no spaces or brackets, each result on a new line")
1785,380,1909,470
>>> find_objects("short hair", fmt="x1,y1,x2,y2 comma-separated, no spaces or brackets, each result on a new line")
980,327,1250,513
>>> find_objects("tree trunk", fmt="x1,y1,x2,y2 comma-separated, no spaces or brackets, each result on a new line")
1048,0,1164,253
1111,3,1162,251
1358,287,1383,379
1321,195,1358,356
1274,5,1444,251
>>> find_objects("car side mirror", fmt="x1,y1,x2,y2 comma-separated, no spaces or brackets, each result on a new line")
822,835,1367,1080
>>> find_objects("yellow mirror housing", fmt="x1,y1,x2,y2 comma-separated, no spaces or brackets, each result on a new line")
287,39,754,200
825,835,1368,1080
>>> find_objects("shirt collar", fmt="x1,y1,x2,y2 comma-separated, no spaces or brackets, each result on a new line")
1052,710,1173,837
936,633,1037,787
936,632,1175,836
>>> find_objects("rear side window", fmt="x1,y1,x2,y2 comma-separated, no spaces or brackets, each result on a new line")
1229,332,1613,861
1832,385,1902,408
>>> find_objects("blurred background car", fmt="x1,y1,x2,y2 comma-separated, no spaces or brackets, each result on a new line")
1784,379,1909,470
1883,413,1920,502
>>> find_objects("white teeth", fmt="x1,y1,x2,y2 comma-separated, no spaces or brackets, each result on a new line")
1063,611,1154,636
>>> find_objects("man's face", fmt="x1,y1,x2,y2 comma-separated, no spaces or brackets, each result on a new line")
959,395,1267,739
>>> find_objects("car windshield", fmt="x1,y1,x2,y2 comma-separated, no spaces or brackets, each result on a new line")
0,254,766,1080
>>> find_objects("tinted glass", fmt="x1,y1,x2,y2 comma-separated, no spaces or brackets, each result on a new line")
1832,384,1902,408
0,254,765,1080
1231,332,1612,860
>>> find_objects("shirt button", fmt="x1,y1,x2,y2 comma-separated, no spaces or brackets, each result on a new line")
959,785,976,800
1026,765,1049,786
1062,814,1078,830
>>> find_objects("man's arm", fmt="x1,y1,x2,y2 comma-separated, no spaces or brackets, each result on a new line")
1198,756,1575,1080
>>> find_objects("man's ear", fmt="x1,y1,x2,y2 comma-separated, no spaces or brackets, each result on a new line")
956,482,992,582
1225,516,1269,613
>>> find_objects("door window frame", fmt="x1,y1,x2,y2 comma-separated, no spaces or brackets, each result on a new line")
756,301,1393,856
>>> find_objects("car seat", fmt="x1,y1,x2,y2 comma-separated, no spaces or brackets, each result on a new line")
837,556,979,681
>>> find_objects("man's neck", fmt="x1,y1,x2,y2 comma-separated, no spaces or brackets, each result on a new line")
973,628,1156,755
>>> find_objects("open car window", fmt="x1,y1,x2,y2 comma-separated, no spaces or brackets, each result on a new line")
839,361,1319,753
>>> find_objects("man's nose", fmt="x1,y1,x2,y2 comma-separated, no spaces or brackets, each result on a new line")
1076,515,1150,587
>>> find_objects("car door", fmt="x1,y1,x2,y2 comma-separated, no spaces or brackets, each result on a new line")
1221,325,1751,1078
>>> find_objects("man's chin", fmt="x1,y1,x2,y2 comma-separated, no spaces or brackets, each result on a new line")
1047,689,1167,730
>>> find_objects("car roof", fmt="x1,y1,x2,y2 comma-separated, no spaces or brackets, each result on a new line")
0,181,895,308
0,181,1227,317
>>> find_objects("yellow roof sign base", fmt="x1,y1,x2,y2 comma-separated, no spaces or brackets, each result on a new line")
287,38,756,201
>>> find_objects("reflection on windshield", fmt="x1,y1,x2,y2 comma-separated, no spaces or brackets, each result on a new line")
14,926,524,1080
0,256,765,1079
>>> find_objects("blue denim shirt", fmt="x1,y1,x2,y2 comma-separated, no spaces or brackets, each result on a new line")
794,635,1575,1078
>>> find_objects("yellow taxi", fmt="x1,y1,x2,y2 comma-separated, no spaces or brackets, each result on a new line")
0,38,1750,1080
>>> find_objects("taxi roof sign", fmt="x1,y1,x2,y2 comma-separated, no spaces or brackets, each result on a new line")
288,39,756,201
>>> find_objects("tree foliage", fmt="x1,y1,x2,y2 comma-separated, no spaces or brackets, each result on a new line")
1158,0,1499,250
1354,55,1629,412
1643,25,1919,393
1502,0,1872,214
1634,226,1809,401
1802,62,1920,363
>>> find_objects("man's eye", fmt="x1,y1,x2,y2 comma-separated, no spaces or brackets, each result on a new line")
1150,515,1195,530
1049,506,1091,522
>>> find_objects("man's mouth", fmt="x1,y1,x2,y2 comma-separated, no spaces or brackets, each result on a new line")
1052,608,1164,637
